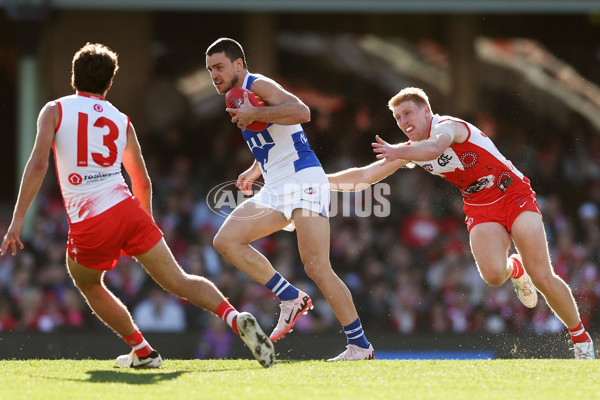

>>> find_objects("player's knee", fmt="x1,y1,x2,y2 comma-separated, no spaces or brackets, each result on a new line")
212,232,230,255
302,257,329,281
481,270,506,287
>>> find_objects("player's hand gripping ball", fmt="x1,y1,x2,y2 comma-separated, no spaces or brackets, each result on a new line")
225,87,269,132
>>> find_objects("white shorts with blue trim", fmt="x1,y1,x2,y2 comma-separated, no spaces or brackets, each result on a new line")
249,167,330,231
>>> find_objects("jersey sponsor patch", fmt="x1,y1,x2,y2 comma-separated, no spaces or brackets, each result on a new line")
463,174,495,195
437,153,453,167
68,173,83,185
459,152,477,168
497,171,513,192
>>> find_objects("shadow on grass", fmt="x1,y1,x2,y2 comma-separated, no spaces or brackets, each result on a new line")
84,369,188,384
85,361,268,381
31,369,189,385
31,360,270,384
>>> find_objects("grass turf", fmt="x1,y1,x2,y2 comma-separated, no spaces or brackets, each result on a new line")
0,359,598,400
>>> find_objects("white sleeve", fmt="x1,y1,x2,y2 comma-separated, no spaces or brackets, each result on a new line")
432,120,456,142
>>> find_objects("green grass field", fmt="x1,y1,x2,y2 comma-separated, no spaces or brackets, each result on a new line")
0,359,598,400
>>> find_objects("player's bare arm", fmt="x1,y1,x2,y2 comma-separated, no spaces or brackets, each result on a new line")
327,158,409,192
122,122,153,216
236,160,262,195
1,102,57,256
228,78,310,128
373,121,467,164
372,132,451,164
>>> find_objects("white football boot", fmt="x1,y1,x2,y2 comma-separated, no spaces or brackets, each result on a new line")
509,254,538,308
116,350,163,368
237,312,276,368
574,341,595,360
327,344,375,361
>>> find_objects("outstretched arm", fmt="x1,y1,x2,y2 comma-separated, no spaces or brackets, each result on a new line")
373,121,462,164
1,102,56,256
327,158,409,192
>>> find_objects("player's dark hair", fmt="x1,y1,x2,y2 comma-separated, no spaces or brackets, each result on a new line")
206,37,247,69
71,43,119,95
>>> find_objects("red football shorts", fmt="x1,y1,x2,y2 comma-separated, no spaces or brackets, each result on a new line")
463,184,541,234
67,196,163,271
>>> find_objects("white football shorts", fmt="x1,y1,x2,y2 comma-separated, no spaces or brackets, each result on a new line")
249,167,330,231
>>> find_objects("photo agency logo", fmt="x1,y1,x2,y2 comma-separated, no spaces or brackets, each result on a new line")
206,180,276,219
329,183,391,218
206,181,392,219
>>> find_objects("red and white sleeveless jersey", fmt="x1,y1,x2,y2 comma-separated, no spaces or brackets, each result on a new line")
53,94,131,223
411,114,530,205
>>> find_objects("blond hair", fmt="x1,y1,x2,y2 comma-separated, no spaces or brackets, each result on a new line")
388,87,431,111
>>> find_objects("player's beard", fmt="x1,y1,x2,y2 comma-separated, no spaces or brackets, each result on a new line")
229,73,239,90
220,73,239,93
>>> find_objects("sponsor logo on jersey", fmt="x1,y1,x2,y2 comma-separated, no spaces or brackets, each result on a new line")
83,171,121,183
497,171,513,192
68,173,83,185
459,152,477,168
93,104,103,112
463,174,495,194
437,153,453,167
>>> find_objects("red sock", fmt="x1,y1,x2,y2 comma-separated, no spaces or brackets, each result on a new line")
510,256,524,279
123,330,154,358
569,322,592,344
216,300,239,335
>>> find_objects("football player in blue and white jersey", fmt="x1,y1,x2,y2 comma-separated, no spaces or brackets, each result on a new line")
206,37,374,361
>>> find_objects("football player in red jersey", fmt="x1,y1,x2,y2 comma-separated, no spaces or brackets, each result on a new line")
1,43,275,368
328,87,594,359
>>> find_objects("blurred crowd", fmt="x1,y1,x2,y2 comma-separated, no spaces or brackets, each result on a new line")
1,63,600,360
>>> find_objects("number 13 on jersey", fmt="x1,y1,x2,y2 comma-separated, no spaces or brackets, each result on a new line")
77,112,120,168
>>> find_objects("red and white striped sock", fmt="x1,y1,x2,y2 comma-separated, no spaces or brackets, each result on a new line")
510,256,524,279
217,300,239,335
123,330,154,358
569,321,592,344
